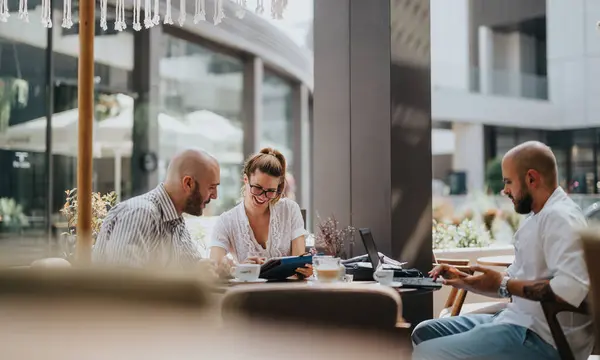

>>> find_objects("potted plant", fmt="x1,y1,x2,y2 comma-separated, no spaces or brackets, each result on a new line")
0,197,29,233
60,188,118,261
485,157,504,195
432,219,491,250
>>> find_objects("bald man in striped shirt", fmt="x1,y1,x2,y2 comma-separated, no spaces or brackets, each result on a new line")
93,149,220,269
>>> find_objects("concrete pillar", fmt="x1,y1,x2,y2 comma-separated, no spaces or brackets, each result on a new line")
292,84,311,228
478,26,494,94
242,57,264,159
452,123,485,192
131,27,164,195
313,0,433,324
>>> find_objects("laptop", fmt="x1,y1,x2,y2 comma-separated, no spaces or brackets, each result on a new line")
358,228,442,289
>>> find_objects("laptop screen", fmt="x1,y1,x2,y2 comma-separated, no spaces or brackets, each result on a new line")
359,228,380,269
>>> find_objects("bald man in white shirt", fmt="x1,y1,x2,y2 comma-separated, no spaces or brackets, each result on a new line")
412,141,593,360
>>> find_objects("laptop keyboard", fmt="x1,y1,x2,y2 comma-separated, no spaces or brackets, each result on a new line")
394,277,442,288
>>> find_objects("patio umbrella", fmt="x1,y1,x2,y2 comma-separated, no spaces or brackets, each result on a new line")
0,109,97,156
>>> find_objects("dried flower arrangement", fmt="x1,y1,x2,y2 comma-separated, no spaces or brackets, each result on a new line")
482,208,498,238
498,206,522,234
313,215,356,258
185,217,208,257
60,188,118,260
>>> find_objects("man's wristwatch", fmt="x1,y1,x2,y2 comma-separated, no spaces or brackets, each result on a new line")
498,276,511,298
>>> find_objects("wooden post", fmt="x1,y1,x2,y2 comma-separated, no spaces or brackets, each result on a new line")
76,0,95,265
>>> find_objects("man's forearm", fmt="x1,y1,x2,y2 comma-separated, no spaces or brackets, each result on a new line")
506,279,560,302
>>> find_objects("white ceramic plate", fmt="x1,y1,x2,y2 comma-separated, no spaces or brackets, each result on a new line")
229,278,268,284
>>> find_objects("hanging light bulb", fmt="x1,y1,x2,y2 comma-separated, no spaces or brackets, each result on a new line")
214,0,225,24
18,0,28,22
193,0,206,23
235,0,247,19
255,0,264,15
270,0,286,19
7,0,291,30
62,0,74,28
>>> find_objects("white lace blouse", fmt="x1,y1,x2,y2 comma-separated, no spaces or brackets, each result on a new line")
209,198,308,263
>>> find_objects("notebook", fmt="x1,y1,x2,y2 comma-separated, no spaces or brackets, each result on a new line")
260,255,313,281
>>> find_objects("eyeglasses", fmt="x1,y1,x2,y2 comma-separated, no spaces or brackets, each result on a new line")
249,184,280,199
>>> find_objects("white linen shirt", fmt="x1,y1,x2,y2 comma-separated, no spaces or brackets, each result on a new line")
493,187,594,360
209,198,308,263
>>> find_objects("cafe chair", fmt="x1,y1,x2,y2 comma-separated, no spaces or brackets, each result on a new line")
30,257,72,268
0,268,291,360
301,209,307,229
0,267,213,310
540,229,600,360
301,209,312,253
221,283,406,333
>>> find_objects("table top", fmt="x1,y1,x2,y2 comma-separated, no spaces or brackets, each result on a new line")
477,255,515,267
212,279,437,295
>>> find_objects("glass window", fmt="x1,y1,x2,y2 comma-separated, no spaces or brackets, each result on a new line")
571,145,594,194
51,20,135,246
495,127,516,156
0,35,60,262
261,71,294,168
516,129,544,144
0,38,48,243
160,34,244,216
0,6,136,262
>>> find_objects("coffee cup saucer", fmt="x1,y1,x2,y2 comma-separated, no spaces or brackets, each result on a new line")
229,278,268,284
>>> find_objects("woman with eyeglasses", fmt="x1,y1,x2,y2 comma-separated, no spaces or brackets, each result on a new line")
209,147,312,278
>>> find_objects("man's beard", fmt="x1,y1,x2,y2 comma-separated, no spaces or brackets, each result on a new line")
184,182,209,216
512,187,533,214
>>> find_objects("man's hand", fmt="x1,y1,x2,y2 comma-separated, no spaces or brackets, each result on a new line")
429,263,470,281
192,259,220,281
443,265,504,298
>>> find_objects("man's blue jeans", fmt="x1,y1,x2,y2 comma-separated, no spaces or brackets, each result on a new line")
411,314,560,360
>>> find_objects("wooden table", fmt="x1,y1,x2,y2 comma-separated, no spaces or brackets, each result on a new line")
477,255,515,267
212,279,436,296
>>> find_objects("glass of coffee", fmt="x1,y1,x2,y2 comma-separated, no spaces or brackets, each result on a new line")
313,256,342,283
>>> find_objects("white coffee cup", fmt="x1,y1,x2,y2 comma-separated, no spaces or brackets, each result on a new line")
373,269,394,286
234,263,261,282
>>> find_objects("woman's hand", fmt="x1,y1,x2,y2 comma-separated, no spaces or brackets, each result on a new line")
244,256,266,265
295,264,313,279
215,257,235,279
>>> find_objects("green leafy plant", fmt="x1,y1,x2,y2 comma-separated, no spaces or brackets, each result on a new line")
485,157,504,195
432,219,491,250
0,78,29,133
0,197,29,230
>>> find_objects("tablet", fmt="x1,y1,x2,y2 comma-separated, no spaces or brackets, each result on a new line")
260,255,313,280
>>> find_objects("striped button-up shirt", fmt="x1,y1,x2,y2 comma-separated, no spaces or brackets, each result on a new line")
92,184,203,269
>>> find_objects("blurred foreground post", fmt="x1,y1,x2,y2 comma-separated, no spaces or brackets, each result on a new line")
76,0,95,264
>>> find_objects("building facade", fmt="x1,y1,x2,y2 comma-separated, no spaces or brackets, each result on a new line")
432,0,600,195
